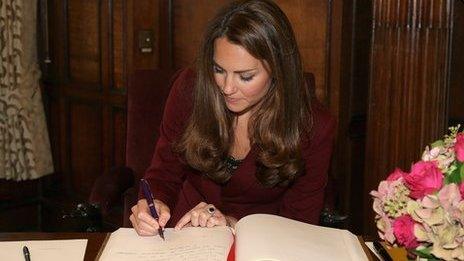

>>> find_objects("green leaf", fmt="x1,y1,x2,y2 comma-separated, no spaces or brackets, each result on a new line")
412,247,440,260
460,162,464,181
445,167,461,184
431,140,444,148
446,163,458,176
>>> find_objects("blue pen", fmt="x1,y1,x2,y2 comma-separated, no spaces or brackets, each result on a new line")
140,179,165,240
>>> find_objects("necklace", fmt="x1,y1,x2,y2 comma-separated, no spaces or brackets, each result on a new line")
224,155,243,173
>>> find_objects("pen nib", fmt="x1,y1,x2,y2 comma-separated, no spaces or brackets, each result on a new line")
159,228,165,241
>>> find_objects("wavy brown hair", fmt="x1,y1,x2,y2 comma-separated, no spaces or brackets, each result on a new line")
177,0,313,187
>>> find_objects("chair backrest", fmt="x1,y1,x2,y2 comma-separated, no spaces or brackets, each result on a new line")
304,72,316,98
125,69,177,179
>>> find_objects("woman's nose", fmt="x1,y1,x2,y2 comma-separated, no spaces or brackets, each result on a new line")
221,75,236,95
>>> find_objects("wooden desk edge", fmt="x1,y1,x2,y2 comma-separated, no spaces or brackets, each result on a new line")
95,233,111,260
358,236,380,261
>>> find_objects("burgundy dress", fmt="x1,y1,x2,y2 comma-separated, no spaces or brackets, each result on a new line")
142,68,336,227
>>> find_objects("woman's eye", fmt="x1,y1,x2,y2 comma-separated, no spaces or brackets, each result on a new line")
213,66,223,73
240,75,254,82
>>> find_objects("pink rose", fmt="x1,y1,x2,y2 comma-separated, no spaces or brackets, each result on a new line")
404,161,443,199
386,168,407,181
455,133,464,162
393,215,419,249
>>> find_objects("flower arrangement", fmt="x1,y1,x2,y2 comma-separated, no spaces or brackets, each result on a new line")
371,125,464,260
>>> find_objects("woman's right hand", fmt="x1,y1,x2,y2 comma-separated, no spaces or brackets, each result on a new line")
130,199,171,236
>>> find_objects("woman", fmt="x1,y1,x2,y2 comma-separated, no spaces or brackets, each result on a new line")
130,0,335,236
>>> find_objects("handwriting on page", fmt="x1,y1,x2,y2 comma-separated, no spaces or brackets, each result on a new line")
99,227,234,261
114,243,227,261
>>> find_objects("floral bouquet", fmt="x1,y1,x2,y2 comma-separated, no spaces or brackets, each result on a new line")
371,125,464,260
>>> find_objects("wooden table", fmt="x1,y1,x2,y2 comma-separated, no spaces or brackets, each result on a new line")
0,232,379,261
0,232,109,261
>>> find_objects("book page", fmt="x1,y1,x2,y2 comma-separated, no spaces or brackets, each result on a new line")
0,239,87,261
234,214,368,261
98,227,234,261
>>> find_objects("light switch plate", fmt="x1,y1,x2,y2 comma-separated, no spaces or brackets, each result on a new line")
138,30,154,53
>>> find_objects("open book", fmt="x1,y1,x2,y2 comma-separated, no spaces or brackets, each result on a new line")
98,214,368,261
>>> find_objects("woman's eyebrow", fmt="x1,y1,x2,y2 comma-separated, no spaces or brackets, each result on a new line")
213,61,258,73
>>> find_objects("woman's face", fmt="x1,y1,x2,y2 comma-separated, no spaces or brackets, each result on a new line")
213,37,272,114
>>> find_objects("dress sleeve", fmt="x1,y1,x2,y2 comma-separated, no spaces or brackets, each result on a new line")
141,69,194,210
279,102,336,224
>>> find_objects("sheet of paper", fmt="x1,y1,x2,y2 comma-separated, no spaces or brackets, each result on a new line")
235,214,368,261
98,227,234,261
0,239,87,261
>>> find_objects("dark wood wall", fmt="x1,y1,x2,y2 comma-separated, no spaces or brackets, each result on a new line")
1,0,363,232
0,0,372,234
363,0,463,236
45,0,128,231
449,1,464,126
1,0,462,236
40,0,127,201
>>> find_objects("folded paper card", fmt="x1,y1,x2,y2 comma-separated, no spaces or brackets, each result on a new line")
0,239,87,261
98,214,368,261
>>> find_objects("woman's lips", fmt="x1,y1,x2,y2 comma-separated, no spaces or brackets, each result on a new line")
225,97,241,104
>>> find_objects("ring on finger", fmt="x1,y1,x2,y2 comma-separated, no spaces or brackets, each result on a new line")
206,205,215,217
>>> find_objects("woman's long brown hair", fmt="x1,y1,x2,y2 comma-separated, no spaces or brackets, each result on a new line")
176,0,313,187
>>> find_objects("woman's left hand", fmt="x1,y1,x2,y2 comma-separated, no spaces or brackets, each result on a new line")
174,202,227,230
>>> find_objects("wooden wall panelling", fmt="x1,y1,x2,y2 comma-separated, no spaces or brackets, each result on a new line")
325,0,369,234
172,0,230,68
126,0,134,74
331,0,346,227
112,107,127,167
64,0,127,196
112,0,126,90
326,0,342,111
0,0,366,232
344,1,372,234
68,100,103,198
324,0,345,217
33,0,68,199
449,1,464,126
40,0,128,216
159,0,173,68
363,0,454,236
65,0,103,198
68,1,101,85
130,0,160,71
101,0,115,181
